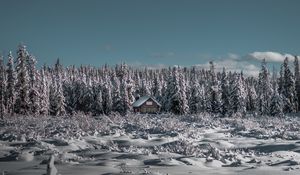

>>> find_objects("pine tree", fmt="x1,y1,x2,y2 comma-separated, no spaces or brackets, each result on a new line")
6,51,16,115
281,57,298,113
230,73,246,115
202,80,210,112
220,68,230,116
278,64,284,94
91,84,103,115
169,67,181,114
120,79,131,115
152,73,162,102
178,68,189,114
111,72,122,113
39,69,49,115
209,61,220,113
246,82,257,112
81,75,94,113
294,56,300,111
162,68,172,112
27,55,40,114
126,73,135,104
270,84,283,117
0,56,6,118
49,60,66,116
257,59,273,115
14,44,30,115
271,66,278,91
63,67,76,114
168,67,188,114
140,78,150,96
55,65,66,116
160,72,167,98
102,75,113,115
133,70,141,99
189,67,201,114
49,75,57,115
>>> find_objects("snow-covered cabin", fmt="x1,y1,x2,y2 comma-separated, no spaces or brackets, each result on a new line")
132,96,161,113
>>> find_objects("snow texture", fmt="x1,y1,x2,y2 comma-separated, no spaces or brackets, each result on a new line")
1,113,300,174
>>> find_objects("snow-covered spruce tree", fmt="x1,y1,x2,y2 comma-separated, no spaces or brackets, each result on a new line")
152,72,162,102
102,74,113,115
119,79,131,115
220,68,230,116
140,78,151,97
27,55,40,115
271,66,278,92
198,84,206,112
238,72,247,115
202,78,210,112
189,67,201,114
89,69,103,115
111,72,122,113
49,72,56,115
178,67,189,114
133,70,141,99
227,72,235,114
39,69,50,115
184,67,191,102
294,56,300,111
160,72,167,101
5,51,16,115
126,72,136,104
64,80,75,114
168,66,188,115
0,56,6,118
14,44,30,115
270,84,284,117
55,67,66,116
167,67,180,113
246,80,257,112
81,75,94,113
73,75,86,113
257,59,273,115
281,57,298,113
49,59,66,116
208,61,220,114
115,63,128,80
278,64,284,94
91,83,103,115
162,67,173,112
229,73,247,115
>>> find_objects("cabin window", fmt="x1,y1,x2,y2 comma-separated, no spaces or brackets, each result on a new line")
146,101,153,105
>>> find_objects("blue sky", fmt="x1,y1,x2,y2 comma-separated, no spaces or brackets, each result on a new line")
0,0,299,74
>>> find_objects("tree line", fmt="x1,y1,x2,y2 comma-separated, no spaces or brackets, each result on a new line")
0,44,299,117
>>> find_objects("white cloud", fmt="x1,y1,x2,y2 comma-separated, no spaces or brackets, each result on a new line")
228,53,239,60
195,58,260,76
194,53,261,76
248,51,295,62
128,51,299,76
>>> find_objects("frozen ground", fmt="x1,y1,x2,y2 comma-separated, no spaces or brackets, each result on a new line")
1,113,300,175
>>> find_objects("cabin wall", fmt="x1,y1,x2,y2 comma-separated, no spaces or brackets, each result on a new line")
134,98,160,113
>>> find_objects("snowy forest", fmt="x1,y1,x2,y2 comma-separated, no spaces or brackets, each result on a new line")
2,45,300,175
0,44,300,118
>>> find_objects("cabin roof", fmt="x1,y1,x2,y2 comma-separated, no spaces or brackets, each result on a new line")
132,96,161,107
